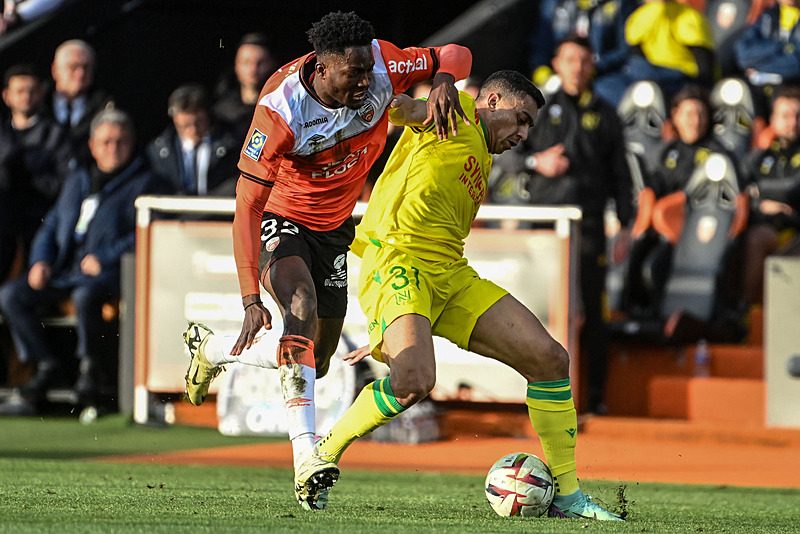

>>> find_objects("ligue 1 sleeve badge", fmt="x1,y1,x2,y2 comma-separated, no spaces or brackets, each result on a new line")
244,129,267,161
359,101,375,123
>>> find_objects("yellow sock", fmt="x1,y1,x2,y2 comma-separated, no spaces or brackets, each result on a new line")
317,377,405,462
526,379,580,496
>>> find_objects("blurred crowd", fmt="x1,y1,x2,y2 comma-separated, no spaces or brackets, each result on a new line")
2,0,800,416
487,0,800,412
0,32,275,415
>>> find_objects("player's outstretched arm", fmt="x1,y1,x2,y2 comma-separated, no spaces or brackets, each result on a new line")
231,175,274,355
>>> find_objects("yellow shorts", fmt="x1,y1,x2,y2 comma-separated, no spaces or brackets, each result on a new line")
358,243,508,362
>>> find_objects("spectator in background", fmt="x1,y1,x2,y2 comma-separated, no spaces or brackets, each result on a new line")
650,85,738,196
734,0,800,114
213,32,276,141
523,35,633,414
42,39,113,159
0,64,72,283
529,0,639,89
0,0,66,35
594,0,717,107
147,84,240,197
740,86,800,306
0,108,170,416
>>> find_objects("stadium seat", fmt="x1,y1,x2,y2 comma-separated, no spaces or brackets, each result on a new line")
610,152,748,343
709,77,764,161
617,81,668,173
652,152,748,341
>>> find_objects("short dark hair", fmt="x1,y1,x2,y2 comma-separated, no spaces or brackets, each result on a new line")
670,84,711,113
479,70,546,109
167,84,209,117
4,63,41,88
307,11,375,57
556,33,593,55
771,85,800,110
238,32,270,51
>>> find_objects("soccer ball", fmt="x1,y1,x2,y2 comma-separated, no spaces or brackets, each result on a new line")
485,452,555,517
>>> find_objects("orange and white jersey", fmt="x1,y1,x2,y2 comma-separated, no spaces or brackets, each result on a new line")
233,39,471,297
238,39,466,231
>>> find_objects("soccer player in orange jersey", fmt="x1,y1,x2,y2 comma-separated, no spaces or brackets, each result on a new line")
181,11,472,510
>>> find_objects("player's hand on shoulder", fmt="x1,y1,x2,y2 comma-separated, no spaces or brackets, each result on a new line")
424,72,470,140
231,298,272,356
388,94,426,127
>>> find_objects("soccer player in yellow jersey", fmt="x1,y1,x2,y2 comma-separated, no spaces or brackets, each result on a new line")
310,70,623,520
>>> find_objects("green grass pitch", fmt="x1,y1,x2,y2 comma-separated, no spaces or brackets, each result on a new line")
0,414,798,533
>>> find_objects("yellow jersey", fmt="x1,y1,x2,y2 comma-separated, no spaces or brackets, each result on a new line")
352,92,492,263
625,2,715,77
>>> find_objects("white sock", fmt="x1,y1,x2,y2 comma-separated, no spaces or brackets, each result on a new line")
281,361,317,467
292,432,316,466
203,331,278,369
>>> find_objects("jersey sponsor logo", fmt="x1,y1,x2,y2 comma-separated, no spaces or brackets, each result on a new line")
303,116,329,128
265,236,280,252
359,102,375,123
308,134,325,147
333,253,346,270
324,253,348,288
312,146,369,179
387,55,428,74
457,154,487,205
243,129,267,161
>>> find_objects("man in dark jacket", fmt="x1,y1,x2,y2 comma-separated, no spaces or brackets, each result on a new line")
524,35,634,414
147,84,240,197
0,64,74,283
740,86,800,305
0,108,169,415
41,39,114,164
212,33,276,142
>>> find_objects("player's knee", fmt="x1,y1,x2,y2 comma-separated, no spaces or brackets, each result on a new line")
541,340,570,378
391,369,435,407
519,339,569,382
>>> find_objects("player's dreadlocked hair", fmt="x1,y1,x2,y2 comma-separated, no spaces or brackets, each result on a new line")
479,70,546,109
307,11,375,57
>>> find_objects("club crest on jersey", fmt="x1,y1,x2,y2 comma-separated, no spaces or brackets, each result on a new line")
244,129,267,161
265,236,280,252
359,102,375,123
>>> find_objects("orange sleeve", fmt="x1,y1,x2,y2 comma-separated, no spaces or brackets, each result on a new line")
237,105,294,181
378,40,472,95
432,43,472,81
234,102,294,298
233,174,272,298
